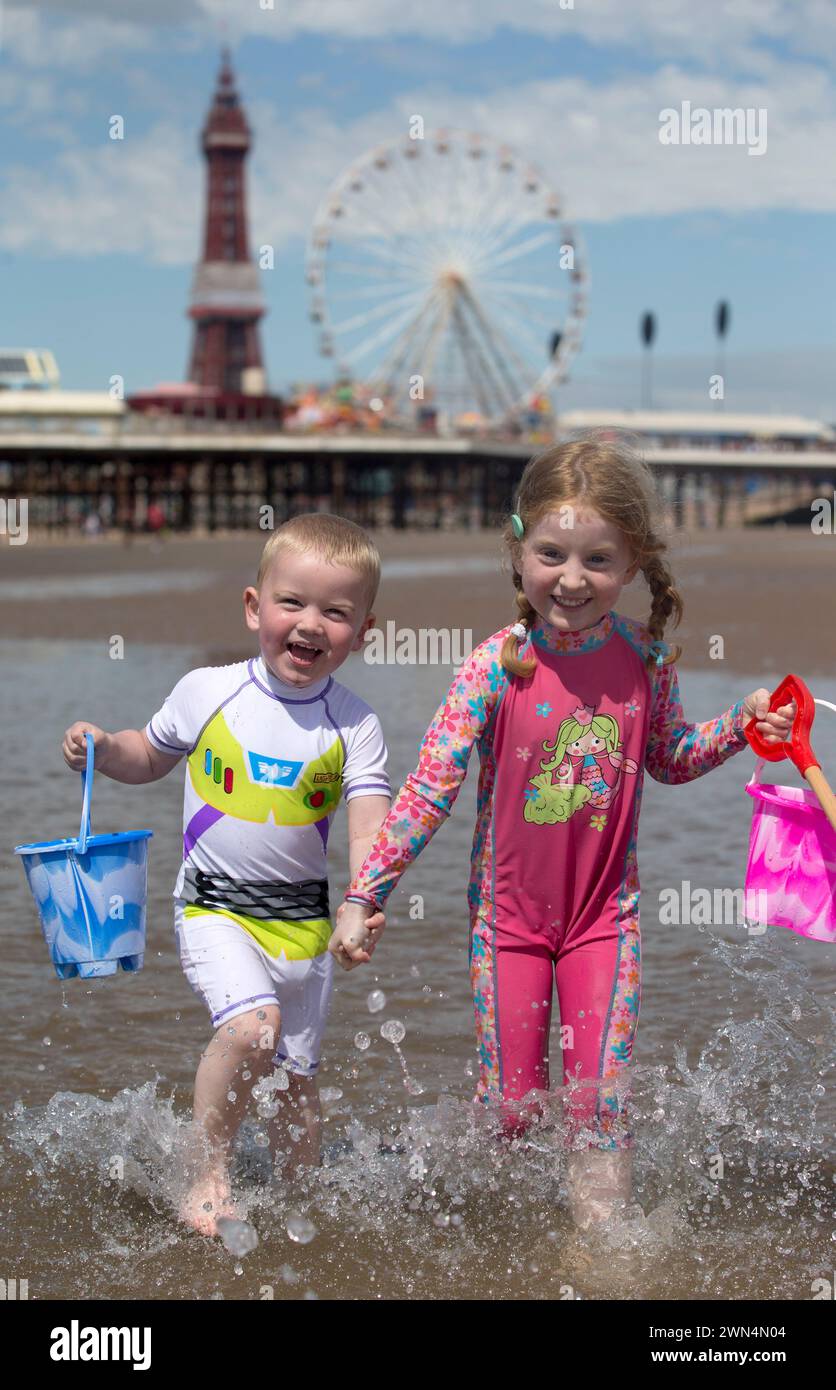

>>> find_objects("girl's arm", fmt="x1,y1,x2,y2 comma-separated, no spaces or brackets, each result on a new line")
345,635,507,910
645,663,750,784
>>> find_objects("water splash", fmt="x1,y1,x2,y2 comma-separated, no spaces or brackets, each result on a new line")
3,932,833,1299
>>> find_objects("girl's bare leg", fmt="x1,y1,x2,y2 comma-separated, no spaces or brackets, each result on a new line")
266,1074,322,1178
179,1003,281,1236
567,1148,633,1230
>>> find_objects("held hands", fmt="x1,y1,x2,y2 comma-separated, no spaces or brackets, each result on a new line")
62,722,110,772
328,900,386,972
741,690,796,745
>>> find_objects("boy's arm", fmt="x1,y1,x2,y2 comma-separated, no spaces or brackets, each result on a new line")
329,794,391,970
645,662,749,784
63,723,182,784
101,729,184,784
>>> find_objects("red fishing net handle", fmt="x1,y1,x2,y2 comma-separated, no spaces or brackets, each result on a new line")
743,673,820,775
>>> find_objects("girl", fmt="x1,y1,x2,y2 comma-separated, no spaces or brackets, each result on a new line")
331,436,794,1229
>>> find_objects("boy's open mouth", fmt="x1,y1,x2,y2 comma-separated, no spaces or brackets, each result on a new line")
286,639,323,668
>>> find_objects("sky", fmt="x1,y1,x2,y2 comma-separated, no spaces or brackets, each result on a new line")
2,0,836,417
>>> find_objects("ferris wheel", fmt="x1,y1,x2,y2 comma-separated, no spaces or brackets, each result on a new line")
305,129,588,426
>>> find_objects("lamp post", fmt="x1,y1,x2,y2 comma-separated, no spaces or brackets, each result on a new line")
549,331,562,424
640,311,656,410
715,299,730,410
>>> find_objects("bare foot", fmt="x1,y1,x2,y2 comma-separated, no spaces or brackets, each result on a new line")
178,1169,240,1237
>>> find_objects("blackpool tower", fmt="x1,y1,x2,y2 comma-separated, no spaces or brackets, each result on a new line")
188,47,266,395
129,49,281,422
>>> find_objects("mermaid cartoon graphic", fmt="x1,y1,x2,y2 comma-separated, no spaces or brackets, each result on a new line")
524,703,638,825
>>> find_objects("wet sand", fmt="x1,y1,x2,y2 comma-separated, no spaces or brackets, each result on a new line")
0,525,831,679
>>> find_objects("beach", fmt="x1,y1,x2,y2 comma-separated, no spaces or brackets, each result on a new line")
0,524,832,679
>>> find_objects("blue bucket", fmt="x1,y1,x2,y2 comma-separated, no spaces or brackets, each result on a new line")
15,733,153,979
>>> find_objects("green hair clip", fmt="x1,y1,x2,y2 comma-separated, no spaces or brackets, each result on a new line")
511,513,525,539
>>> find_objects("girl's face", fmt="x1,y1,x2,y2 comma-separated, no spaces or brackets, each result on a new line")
514,503,639,632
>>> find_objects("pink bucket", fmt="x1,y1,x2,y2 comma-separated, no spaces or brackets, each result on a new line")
744,759,836,943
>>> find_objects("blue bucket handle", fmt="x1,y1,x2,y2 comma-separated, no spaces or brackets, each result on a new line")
77,732,95,855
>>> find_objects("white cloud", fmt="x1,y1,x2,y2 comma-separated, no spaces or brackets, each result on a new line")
0,121,199,261
0,7,158,70
2,60,835,264
0,0,818,69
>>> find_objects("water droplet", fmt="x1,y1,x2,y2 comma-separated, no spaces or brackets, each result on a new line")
287,1212,317,1245
432,1212,450,1229
215,1217,259,1257
42,1036,51,1046
409,965,421,978
404,1077,424,1096
320,1087,343,1105
273,1067,290,1091
227,1090,237,1103
174,1011,180,1022
367,989,386,1013
381,1019,406,1044
242,1069,251,1081
354,1032,371,1051
464,1060,474,1076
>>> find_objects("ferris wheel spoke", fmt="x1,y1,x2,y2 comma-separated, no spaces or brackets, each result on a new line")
456,285,530,406
479,302,556,373
329,287,430,339
328,260,422,282
335,231,434,276
448,298,511,417
487,279,567,299
483,289,561,334
370,288,447,392
331,282,426,306
463,186,545,263
339,288,440,369
475,228,558,275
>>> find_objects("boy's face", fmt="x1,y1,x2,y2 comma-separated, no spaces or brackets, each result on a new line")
245,547,375,688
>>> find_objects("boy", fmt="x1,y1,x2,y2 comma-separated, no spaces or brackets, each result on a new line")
62,515,389,1236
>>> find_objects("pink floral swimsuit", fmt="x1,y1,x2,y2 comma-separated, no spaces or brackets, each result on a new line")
347,611,750,1149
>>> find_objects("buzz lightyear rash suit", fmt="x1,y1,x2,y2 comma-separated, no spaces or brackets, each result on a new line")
347,611,750,1146
146,656,390,1075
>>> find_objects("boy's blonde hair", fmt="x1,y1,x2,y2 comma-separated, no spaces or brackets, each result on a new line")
257,513,381,613
501,431,683,678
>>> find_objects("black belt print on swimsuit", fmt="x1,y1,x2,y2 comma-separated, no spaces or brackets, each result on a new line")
182,866,330,922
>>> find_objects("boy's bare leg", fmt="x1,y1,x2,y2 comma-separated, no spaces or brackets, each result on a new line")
179,1004,281,1236
266,1074,322,1179
566,1148,633,1231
